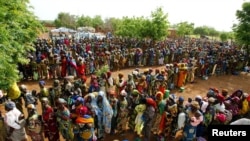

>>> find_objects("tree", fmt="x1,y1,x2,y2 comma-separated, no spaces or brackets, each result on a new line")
233,2,250,52
115,16,149,38
193,26,209,36
176,21,194,37
103,17,121,33
91,15,104,30
220,32,228,42
149,7,169,40
0,0,43,89
208,27,219,38
76,15,92,27
54,12,77,29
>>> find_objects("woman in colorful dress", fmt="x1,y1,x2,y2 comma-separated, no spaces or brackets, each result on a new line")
141,98,156,141
125,74,136,96
136,75,147,94
151,91,165,135
134,101,146,137
61,55,68,78
41,97,59,141
96,91,113,140
56,98,74,141
158,111,174,140
84,92,98,117
182,101,203,141
26,104,43,141
116,90,129,134
107,90,118,135
128,89,142,131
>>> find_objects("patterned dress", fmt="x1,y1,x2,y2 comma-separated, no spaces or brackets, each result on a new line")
56,106,74,140
26,113,43,141
128,95,141,130
42,106,59,141
116,98,128,133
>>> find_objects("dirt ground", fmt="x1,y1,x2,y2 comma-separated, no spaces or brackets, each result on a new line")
2,66,250,141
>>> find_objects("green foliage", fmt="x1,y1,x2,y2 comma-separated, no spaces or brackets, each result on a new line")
220,32,228,42
92,15,104,29
234,2,250,49
115,7,169,40
193,26,209,36
176,21,194,37
115,16,149,38
76,15,104,30
76,15,93,27
0,0,43,89
54,12,77,29
193,26,220,38
103,17,122,33
149,7,169,40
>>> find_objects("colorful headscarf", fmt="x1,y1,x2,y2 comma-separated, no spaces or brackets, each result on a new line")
84,93,98,115
5,100,16,110
97,91,113,134
75,115,94,124
146,98,156,109
132,89,140,96
216,94,225,104
39,80,45,86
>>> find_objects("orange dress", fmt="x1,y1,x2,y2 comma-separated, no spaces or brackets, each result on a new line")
177,70,187,87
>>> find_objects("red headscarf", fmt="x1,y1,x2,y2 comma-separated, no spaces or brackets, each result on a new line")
146,98,157,109
247,95,250,102
216,94,225,104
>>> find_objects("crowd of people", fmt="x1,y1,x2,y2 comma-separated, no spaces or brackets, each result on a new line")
18,36,247,81
1,36,250,141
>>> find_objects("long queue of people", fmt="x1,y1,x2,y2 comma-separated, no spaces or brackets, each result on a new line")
2,66,250,141
18,37,247,82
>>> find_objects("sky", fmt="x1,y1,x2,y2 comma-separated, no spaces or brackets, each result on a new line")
29,0,246,32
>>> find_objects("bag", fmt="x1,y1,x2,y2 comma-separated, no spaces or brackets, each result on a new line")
7,82,21,100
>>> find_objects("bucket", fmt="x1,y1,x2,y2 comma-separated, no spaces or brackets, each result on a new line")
180,87,185,92
202,76,208,80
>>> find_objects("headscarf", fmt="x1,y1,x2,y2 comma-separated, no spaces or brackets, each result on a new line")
97,91,113,134
146,98,157,109
178,96,184,102
216,113,227,123
216,94,225,104
191,101,200,109
156,91,163,100
247,95,250,102
5,100,16,110
231,89,243,98
58,98,67,104
132,89,140,96
84,92,98,115
75,115,94,124
39,80,45,86
120,89,127,97
76,97,84,104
